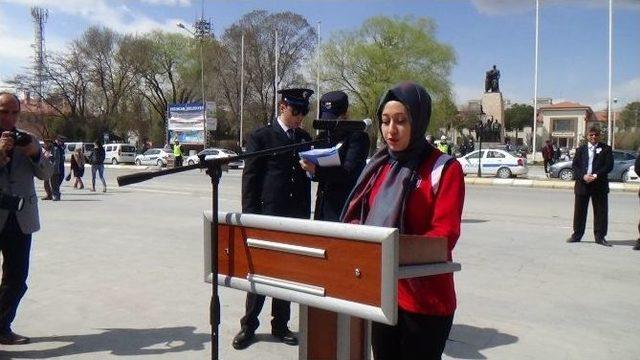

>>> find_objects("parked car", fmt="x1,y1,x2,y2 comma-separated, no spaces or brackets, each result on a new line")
457,149,528,178
134,148,174,167
548,149,637,182
103,143,137,164
627,165,639,183
184,148,244,169
63,142,95,162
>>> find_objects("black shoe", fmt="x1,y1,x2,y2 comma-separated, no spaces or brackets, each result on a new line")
633,240,640,251
595,238,612,247
271,328,298,346
232,329,255,350
566,236,581,243
0,331,30,345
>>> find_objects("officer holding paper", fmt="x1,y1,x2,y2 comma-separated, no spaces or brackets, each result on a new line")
300,91,370,221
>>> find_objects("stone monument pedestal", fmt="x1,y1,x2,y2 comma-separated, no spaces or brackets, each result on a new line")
481,92,505,143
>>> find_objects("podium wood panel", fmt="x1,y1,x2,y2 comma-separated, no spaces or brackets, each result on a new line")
218,224,383,307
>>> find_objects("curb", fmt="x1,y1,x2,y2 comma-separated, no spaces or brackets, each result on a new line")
464,177,640,193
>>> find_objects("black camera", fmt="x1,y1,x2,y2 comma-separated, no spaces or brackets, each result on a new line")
10,130,32,147
0,193,24,211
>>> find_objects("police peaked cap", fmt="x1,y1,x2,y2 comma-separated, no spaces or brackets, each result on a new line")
278,88,314,107
319,91,349,120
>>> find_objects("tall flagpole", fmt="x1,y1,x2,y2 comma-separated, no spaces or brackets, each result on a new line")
607,0,613,146
532,0,539,161
274,29,279,122
240,33,244,149
316,21,321,120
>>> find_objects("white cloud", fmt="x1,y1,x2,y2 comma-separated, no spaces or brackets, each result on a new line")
2,0,186,35
471,0,640,16
140,0,191,5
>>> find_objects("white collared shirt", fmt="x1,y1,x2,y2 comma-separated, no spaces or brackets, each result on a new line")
587,143,597,174
276,116,293,133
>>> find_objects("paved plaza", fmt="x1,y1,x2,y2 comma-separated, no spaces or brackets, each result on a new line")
0,166,639,359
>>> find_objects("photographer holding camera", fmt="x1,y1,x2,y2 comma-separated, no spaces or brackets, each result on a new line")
0,92,53,345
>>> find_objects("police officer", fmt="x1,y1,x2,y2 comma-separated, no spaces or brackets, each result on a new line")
437,135,452,155
233,88,314,350
173,140,183,167
300,90,369,221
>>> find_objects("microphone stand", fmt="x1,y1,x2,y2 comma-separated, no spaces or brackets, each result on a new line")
117,139,326,360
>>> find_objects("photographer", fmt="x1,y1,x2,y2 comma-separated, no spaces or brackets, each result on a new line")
0,92,53,345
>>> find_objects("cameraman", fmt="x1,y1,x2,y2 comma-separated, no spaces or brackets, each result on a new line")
0,92,53,345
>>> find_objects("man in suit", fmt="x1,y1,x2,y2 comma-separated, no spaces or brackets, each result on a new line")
0,92,53,344
567,126,614,246
300,90,370,222
233,88,314,350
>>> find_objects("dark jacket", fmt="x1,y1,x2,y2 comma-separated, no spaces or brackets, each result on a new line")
91,146,105,165
572,142,614,195
313,130,369,221
242,122,312,218
633,154,640,196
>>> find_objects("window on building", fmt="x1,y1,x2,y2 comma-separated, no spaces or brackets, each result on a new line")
552,119,575,132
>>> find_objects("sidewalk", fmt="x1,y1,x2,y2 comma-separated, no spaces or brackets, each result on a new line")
463,164,640,192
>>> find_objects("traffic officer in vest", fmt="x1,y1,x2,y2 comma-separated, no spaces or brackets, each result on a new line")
233,88,314,350
438,135,452,155
172,139,183,167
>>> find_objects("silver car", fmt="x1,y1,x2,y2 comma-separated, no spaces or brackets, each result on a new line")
548,150,637,182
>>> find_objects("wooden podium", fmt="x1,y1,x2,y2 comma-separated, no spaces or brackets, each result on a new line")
203,211,461,359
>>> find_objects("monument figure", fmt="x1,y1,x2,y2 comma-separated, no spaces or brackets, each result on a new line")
485,65,500,93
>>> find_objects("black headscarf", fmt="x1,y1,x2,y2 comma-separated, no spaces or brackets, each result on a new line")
340,81,433,232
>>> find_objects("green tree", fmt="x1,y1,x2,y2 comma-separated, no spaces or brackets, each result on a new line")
320,16,456,145
504,103,534,142
619,101,640,130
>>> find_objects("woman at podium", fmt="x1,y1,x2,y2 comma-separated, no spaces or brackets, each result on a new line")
341,82,465,359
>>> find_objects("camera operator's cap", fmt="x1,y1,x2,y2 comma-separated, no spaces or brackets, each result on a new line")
319,91,348,120
278,88,314,108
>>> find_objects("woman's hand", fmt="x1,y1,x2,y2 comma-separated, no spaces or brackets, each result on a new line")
299,159,316,175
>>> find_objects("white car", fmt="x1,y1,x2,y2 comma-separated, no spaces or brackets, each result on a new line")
185,148,244,168
134,148,174,167
457,149,528,178
626,165,640,183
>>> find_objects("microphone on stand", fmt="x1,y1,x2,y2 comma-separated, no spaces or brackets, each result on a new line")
312,118,372,132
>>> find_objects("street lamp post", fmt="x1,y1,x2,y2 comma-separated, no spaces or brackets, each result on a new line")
612,97,618,149
178,19,213,148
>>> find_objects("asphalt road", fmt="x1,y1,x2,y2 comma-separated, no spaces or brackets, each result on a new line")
0,166,638,359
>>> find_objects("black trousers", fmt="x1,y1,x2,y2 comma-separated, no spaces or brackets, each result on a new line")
0,213,32,332
572,192,608,241
371,309,453,360
239,292,290,333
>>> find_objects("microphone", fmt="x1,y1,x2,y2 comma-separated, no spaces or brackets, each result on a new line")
312,118,372,132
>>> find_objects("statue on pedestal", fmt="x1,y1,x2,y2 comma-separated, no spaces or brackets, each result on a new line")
485,65,500,93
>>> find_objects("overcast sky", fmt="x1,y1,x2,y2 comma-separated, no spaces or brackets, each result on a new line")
0,0,638,110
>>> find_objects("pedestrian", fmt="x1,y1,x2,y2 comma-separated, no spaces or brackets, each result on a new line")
542,140,554,174
340,82,465,359
634,153,640,251
41,139,54,200
90,139,107,192
299,90,369,222
50,136,65,201
0,92,54,344
232,88,314,350
567,126,614,246
70,147,85,189
173,139,183,167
